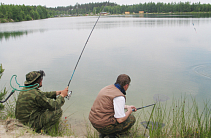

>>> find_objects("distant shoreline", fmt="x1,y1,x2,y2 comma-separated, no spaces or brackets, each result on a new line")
1,11,211,23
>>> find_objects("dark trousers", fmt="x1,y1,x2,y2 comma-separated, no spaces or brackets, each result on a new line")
94,114,136,135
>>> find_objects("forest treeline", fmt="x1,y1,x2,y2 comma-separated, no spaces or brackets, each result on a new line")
51,1,211,15
0,1,211,23
0,4,48,22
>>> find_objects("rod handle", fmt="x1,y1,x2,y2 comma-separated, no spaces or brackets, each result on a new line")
0,90,15,103
133,104,156,111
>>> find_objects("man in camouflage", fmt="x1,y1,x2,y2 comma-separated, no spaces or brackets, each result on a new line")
15,70,68,133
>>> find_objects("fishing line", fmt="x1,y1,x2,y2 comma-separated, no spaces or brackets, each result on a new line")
140,94,169,136
67,1,110,90
133,94,169,111
131,94,169,136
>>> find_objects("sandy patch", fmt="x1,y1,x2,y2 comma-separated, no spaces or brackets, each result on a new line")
0,119,86,138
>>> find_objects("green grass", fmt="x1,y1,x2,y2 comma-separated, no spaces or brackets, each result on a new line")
1,87,211,138
139,96,211,138
46,118,74,137
85,95,211,138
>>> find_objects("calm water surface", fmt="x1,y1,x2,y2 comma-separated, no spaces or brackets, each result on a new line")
1,14,211,134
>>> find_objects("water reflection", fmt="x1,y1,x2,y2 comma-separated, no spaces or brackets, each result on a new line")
98,16,211,29
108,13,211,18
0,31,29,41
132,19,202,27
0,30,47,41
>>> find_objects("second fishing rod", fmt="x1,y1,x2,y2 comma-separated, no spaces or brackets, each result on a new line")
66,1,110,99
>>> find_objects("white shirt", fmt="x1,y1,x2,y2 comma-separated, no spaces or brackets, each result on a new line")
113,96,126,118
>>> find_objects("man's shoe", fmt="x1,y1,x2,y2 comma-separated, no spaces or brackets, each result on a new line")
99,133,106,138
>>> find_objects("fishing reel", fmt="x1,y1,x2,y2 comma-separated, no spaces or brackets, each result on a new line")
66,91,72,100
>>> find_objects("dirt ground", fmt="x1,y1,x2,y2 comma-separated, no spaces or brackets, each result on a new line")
0,119,86,138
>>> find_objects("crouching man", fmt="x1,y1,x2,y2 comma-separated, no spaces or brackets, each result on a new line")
89,74,136,138
15,70,68,133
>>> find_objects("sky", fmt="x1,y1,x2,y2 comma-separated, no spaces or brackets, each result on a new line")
0,0,210,7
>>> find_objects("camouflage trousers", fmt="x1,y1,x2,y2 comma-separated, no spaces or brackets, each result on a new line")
94,114,136,135
29,108,63,133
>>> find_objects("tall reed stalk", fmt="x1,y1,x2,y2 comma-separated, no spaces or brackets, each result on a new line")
142,96,211,138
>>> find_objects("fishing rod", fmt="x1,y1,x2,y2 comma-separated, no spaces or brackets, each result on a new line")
66,1,110,99
132,94,169,111
132,103,155,111
0,90,15,103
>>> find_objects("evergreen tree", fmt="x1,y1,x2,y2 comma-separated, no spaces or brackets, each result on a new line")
0,64,7,110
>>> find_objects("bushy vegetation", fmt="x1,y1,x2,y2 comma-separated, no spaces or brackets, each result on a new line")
0,64,15,119
0,64,4,79
0,64,6,110
0,3,49,22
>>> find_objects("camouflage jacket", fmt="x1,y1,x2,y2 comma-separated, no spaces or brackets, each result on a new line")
15,87,65,124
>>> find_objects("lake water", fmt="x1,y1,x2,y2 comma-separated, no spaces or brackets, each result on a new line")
1,14,211,135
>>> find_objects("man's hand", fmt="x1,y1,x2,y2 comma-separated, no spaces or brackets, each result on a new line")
116,105,136,123
56,91,61,96
130,105,137,112
125,105,137,112
126,105,133,114
60,88,68,97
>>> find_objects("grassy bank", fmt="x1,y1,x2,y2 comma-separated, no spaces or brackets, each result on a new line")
1,88,211,138
134,96,211,138
83,95,211,138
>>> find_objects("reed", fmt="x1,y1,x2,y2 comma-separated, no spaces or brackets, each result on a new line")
139,96,211,138
85,120,98,138
47,118,74,137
